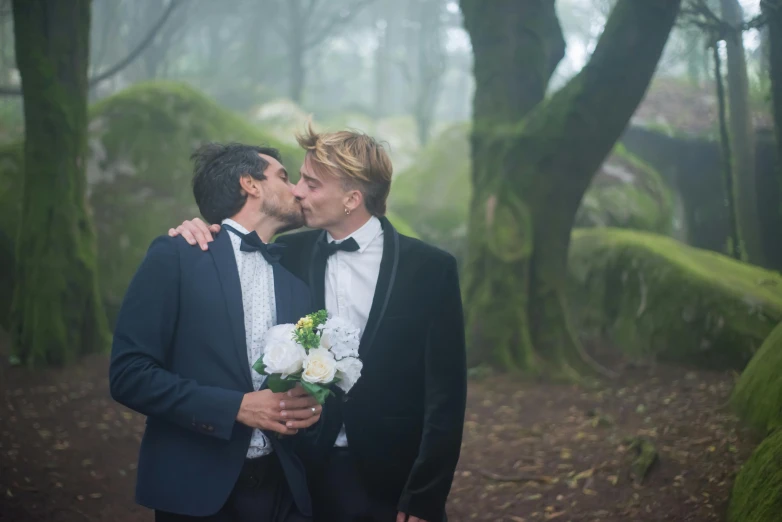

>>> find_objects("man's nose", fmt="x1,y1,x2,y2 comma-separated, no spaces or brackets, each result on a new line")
291,180,303,199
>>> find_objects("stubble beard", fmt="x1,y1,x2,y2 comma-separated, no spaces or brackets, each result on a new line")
262,197,305,232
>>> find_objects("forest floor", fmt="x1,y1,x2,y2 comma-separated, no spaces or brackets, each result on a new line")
0,332,757,522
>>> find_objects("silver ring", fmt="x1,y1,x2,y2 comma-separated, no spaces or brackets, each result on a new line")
311,407,317,414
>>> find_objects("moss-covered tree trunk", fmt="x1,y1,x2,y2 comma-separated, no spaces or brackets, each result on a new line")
10,0,109,366
764,0,782,222
460,0,564,372
461,0,681,378
720,0,764,264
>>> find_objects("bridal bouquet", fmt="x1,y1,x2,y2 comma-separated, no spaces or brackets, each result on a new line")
252,310,363,404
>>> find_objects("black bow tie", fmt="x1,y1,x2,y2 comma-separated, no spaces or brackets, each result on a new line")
317,236,360,258
223,224,286,264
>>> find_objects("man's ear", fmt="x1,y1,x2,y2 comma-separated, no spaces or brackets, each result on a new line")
344,189,363,213
239,175,262,198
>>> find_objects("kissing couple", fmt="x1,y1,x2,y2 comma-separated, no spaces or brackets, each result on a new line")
110,124,467,522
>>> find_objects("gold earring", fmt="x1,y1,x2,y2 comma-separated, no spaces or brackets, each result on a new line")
345,208,351,215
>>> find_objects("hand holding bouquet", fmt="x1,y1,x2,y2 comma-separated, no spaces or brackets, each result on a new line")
253,310,363,404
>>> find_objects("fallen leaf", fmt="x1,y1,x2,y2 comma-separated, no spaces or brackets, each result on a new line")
573,468,594,481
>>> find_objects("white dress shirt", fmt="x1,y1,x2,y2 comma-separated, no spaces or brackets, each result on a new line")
222,218,277,459
325,216,384,447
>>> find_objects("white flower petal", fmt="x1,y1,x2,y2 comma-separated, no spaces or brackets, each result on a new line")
302,348,338,384
335,357,363,392
261,324,306,376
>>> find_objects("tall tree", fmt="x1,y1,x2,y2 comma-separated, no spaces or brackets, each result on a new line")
10,0,109,366
373,0,391,119
720,0,763,263
275,0,375,104
460,0,681,378
409,0,447,146
763,0,782,213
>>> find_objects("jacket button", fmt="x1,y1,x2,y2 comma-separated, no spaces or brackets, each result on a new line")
342,396,350,403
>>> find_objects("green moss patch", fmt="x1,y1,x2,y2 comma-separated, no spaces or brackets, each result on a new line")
732,322,782,435
727,428,782,522
568,228,782,369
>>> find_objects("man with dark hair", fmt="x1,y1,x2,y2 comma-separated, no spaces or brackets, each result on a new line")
110,143,321,522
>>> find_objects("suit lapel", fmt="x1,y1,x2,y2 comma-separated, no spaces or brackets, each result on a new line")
359,217,400,357
308,230,328,310
209,232,253,391
272,263,295,324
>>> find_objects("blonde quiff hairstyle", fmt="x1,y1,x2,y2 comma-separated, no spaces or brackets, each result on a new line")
296,121,393,216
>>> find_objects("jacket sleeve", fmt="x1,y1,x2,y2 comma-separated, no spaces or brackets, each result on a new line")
397,255,467,521
109,236,245,441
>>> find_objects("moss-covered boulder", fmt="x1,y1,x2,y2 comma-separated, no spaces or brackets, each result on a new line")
0,82,419,328
731,322,782,435
575,144,675,235
727,428,782,522
568,228,782,369
389,123,677,259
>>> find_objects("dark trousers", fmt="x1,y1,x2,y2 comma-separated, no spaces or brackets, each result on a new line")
155,455,309,522
311,448,397,522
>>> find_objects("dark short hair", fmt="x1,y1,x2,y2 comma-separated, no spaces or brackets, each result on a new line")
191,142,282,224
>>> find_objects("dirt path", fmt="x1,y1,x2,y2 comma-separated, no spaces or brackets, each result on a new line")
0,337,756,522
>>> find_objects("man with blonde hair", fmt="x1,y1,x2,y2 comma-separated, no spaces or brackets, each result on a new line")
171,125,467,522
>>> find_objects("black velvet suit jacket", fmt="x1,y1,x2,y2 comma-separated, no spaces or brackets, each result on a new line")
277,217,467,522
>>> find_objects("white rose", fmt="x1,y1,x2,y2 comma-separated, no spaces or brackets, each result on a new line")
335,356,363,393
320,316,361,360
261,324,306,377
302,348,337,384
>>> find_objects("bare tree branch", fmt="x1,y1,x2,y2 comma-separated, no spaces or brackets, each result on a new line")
92,0,123,74
0,0,185,96
89,0,185,87
679,0,767,37
304,0,377,50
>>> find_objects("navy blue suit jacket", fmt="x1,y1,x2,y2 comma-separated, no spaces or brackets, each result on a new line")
109,232,314,517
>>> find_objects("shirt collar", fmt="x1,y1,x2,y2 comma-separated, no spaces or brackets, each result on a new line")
222,218,250,235
326,215,382,254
